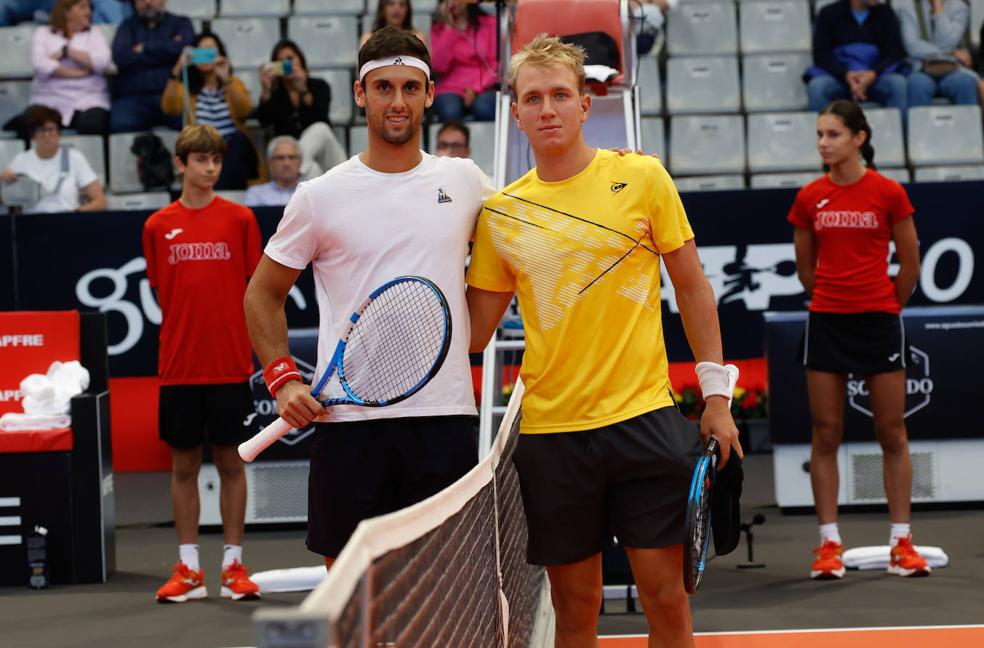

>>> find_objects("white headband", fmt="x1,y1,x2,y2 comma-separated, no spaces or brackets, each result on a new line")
359,56,431,82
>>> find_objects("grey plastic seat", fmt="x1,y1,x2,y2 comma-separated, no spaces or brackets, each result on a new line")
667,3,738,56
750,171,817,188
638,57,662,115
0,138,25,170
877,168,911,183
109,130,179,194
311,69,354,125
913,165,984,182
0,80,30,128
666,56,740,114
640,117,667,164
427,121,495,178
165,0,216,19
106,192,172,211
907,105,984,166
742,53,810,112
216,190,248,203
61,134,106,187
288,15,359,68
864,108,906,168
675,175,745,192
295,0,365,13
669,115,745,175
747,111,820,173
739,0,811,54
972,0,984,47
209,18,282,68
237,68,261,106
219,0,289,17
348,125,368,156
0,26,35,78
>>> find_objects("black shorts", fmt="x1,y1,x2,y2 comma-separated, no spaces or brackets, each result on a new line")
513,406,702,566
802,311,907,375
306,415,479,558
158,382,256,449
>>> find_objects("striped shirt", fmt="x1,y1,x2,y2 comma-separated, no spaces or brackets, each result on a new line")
195,87,236,137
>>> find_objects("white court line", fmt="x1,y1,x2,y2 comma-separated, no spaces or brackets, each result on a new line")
601,624,984,638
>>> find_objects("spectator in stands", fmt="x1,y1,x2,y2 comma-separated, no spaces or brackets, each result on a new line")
162,32,265,190
256,40,347,180
897,0,979,108
0,0,128,26
3,0,111,139
805,0,907,115
1,104,106,212
636,0,677,57
110,0,194,133
360,0,428,49
430,0,498,122
245,136,302,207
434,120,470,158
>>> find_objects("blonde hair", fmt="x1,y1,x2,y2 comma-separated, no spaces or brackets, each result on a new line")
175,124,227,163
508,33,587,96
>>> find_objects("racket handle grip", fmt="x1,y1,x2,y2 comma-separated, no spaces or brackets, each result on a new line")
238,417,293,462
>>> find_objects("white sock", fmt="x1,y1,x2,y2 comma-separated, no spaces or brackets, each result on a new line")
222,544,242,568
890,523,911,547
179,544,199,572
819,523,842,545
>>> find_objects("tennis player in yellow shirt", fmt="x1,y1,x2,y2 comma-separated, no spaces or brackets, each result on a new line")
466,34,742,647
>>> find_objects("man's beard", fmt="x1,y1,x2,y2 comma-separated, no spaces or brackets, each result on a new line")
374,115,419,146
138,8,165,23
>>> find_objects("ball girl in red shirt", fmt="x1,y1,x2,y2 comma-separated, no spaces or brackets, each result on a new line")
788,100,930,581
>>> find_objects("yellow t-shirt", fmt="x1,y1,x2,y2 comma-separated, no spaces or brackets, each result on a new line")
466,149,694,434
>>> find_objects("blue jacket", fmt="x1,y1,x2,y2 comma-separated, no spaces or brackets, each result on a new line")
808,0,907,81
111,12,194,99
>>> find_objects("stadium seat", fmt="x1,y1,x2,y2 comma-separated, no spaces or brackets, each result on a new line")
0,138,25,170
348,125,368,156
747,111,821,173
913,165,984,182
310,69,354,126
0,26,35,78
863,108,906,168
106,192,172,211
675,175,745,192
427,120,495,178
295,0,366,14
415,0,440,12
742,53,810,112
638,57,662,115
109,130,179,194
61,134,107,187
287,15,360,68
667,3,738,57
208,18,282,68
907,105,984,166
972,0,984,47
216,189,247,203
165,0,216,19
237,68,261,106
669,114,745,175
640,117,666,163
219,0,290,17
739,0,811,54
666,56,741,114
878,167,911,184
93,23,117,51
750,171,816,188
0,80,30,129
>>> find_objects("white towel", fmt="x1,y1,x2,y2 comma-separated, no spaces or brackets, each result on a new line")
842,545,949,570
584,64,619,84
15,361,90,416
0,412,72,431
250,566,328,593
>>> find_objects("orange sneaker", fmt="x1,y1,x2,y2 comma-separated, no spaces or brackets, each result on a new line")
156,562,207,603
221,560,261,600
888,535,931,577
810,540,845,580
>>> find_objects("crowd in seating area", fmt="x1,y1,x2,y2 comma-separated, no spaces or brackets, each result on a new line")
0,0,982,212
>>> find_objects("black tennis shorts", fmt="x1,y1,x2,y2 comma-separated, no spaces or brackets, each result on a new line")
306,415,479,558
514,406,703,566
802,311,907,375
158,382,256,449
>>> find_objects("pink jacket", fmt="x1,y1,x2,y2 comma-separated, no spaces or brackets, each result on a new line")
430,15,498,97
30,26,111,126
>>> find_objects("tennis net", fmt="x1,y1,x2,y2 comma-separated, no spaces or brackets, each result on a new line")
254,380,553,648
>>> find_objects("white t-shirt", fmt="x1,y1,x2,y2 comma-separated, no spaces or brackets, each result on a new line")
265,152,495,423
9,147,98,214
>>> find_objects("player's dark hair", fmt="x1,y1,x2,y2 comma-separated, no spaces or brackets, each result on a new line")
371,0,414,32
820,100,877,171
358,25,431,77
437,120,470,147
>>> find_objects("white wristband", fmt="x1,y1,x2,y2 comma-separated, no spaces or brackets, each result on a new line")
695,361,740,407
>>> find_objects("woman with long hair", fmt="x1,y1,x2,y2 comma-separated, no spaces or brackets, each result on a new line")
430,0,497,121
788,100,929,581
256,39,346,179
360,0,428,48
162,32,264,190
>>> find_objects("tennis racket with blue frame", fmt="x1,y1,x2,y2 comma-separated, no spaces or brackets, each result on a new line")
684,436,718,594
239,276,452,462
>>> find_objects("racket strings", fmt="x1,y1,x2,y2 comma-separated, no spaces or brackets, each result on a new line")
342,280,448,403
